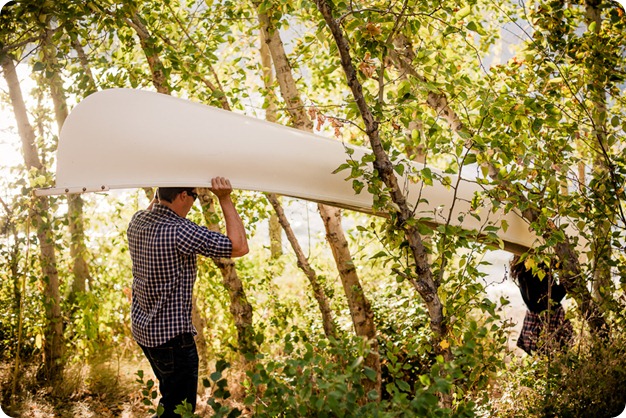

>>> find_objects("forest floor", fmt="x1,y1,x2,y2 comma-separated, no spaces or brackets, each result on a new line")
1,353,149,417
0,350,232,418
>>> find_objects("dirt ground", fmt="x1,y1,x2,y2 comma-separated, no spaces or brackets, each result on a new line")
0,351,216,418
0,349,247,418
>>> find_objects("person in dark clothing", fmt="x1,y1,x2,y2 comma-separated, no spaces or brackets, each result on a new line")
128,177,249,417
509,255,573,355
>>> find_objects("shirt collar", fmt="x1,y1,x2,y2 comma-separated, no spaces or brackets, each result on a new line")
153,203,181,217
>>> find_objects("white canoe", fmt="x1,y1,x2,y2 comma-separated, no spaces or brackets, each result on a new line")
35,88,536,253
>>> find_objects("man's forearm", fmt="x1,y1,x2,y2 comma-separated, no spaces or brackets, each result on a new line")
219,195,249,257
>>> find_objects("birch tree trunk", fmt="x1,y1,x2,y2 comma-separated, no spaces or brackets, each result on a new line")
259,25,336,337
259,30,283,259
198,190,257,356
266,194,337,339
585,0,613,306
2,52,64,380
257,6,381,398
389,30,608,336
42,26,92,299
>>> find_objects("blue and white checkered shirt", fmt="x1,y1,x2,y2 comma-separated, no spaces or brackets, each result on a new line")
128,204,232,347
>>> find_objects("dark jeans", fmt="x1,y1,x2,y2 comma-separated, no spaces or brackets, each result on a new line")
139,333,199,418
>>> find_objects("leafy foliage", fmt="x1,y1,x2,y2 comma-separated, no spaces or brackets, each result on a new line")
0,0,625,416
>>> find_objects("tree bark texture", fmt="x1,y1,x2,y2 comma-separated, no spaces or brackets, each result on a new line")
267,193,337,339
192,293,209,371
43,27,92,298
257,9,313,132
258,5,381,398
318,205,381,386
389,28,608,336
259,32,283,259
2,52,64,380
198,190,257,357
314,0,450,348
128,12,170,94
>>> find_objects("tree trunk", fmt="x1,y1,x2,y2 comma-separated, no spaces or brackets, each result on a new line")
43,27,92,299
258,3,382,394
266,194,337,339
318,205,380,386
192,294,209,371
68,195,90,294
259,28,283,259
388,29,609,337
257,9,312,131
585,0,613,306
128,12,169,94
198,190,257,356
257,5,381,398
2,52,63,381
260,20,336,338
268,211,282,259
69,31,98,95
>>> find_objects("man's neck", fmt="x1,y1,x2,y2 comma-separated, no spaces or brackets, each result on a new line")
157,201,187,218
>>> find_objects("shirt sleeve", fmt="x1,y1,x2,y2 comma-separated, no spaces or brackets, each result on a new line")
176,220,233,258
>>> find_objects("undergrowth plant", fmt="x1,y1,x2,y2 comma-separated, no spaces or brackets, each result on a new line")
487,330,626,418
136,369,164,417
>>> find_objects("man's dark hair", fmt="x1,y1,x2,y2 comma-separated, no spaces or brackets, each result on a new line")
157,187,196,203
509,255,565,313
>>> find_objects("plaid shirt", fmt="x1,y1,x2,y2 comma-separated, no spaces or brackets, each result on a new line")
128,204,232,347
517,305,573,355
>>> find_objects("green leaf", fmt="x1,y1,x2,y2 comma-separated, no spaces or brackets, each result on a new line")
396,379,411,392
216,359,229,373
611,116,620,127
462,153,477,166
370,251,388,259
367,389,379,400
332,163,350,174
421,167,433,185
227,409,242,418
466,21,486,35
363,366,378,381
456,5,471,20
